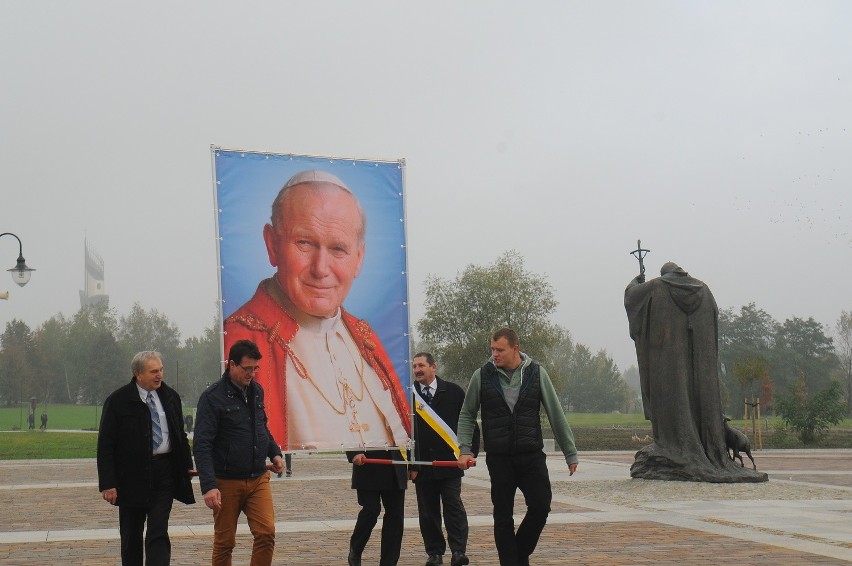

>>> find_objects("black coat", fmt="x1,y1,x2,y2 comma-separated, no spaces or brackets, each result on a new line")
347,449,408,491
412,376,479,481
193,372,283,495
97,379,195,506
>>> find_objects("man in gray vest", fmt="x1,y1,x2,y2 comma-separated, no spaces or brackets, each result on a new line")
456,328,578,566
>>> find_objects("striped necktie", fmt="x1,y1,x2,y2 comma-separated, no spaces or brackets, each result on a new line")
147,392,162,450
423,385,433,404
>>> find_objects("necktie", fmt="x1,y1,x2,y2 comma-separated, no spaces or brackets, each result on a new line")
423,385,433,404
147,392,162,450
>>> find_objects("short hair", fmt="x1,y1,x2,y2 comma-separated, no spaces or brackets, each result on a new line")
131,351,162,376
228,339,262,364
270,170,367,244
491,327,519,347
413,352,436,366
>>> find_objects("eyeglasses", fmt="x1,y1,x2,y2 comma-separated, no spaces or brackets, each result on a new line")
237,364,261,374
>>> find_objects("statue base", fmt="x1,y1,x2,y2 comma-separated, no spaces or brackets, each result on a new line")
631,443,768,483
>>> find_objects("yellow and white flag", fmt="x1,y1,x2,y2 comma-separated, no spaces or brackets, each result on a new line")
413,388,460,458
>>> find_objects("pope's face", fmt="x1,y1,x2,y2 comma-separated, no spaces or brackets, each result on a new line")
264,183,365,319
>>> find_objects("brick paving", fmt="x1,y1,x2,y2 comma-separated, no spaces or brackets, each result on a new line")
0,523,847,565
1,451,851,565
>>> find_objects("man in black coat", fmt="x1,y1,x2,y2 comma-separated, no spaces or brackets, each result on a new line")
410,352,474,566
97,351,195,566
346,448,408,566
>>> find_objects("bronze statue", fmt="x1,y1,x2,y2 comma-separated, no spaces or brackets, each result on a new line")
625,258,767,482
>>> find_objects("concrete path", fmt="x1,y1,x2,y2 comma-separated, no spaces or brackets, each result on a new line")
1,449,850,564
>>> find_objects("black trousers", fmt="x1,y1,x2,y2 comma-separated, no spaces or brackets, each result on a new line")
118,457,175,566
350,488,405,566
415,476,468,556
485,451,552,566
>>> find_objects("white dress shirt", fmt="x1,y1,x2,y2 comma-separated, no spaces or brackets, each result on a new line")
137,384,171,455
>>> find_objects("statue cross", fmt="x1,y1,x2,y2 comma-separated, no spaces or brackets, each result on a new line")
629,239,650,278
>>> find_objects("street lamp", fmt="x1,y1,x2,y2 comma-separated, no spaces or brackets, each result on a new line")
0,232,35,287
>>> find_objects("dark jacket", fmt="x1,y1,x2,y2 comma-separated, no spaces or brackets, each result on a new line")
193,372,282,494
97,379,195,506
347,450,408,492
412,377,479,482
480,361,544,455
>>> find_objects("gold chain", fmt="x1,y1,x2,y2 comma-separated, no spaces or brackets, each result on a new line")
286,336,366,415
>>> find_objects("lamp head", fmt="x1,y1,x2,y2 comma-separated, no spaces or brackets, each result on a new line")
8,255,34,287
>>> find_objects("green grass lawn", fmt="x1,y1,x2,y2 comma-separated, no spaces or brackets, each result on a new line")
0,404,196,431
0,431,99,459
0,404,104,431
567,412,648,426
1,406,850,459
566,413,852,430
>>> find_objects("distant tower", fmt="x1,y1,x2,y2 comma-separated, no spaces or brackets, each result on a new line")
79,238,109,308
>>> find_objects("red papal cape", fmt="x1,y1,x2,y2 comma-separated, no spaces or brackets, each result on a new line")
223,278,411,451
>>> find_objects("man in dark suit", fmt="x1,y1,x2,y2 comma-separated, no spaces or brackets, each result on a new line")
410,352,474,566
346,449,408,566
97,351,195,566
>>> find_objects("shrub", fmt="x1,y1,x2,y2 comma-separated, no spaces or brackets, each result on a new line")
775,379,846,444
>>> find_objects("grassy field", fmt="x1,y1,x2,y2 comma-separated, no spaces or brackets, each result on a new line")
1,406,851,459
0,404,195,431
0,432,99,459
4,405,849,432
1,406,657,431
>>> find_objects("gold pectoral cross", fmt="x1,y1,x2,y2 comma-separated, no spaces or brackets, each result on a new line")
343,381,370,443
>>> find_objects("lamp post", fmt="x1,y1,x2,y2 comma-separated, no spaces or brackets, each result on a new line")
0,233,35,287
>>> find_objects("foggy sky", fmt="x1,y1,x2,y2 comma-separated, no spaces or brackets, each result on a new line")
1,2,850,374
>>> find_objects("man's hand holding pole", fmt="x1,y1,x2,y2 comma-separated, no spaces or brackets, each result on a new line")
457,454,474,470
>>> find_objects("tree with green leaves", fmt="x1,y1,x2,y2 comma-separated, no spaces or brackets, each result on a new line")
560,344,630,413
1,302,218,410
417,250,559,383
775,378,846,444
117,302,182,366
835,310,852,414
84,328,125,404
0,319,36,407
622,365,640,395
732,356,770,400
718,303,777,413
31,315,70,405
538,325,574,402
176,317,222,403
65,303,120,403
773,316,838,395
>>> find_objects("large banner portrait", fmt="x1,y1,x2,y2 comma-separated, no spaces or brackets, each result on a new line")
213,148,411,452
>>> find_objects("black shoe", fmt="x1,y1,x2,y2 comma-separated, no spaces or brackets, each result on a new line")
348,549,362,566
425,555,443,565
450,551,469,566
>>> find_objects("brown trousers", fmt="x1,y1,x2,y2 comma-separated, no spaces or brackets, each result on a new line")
211,474,275,566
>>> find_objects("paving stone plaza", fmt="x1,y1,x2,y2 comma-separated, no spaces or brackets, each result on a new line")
1,449,851,565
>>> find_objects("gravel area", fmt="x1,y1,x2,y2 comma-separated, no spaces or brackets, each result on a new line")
552,478,852,507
